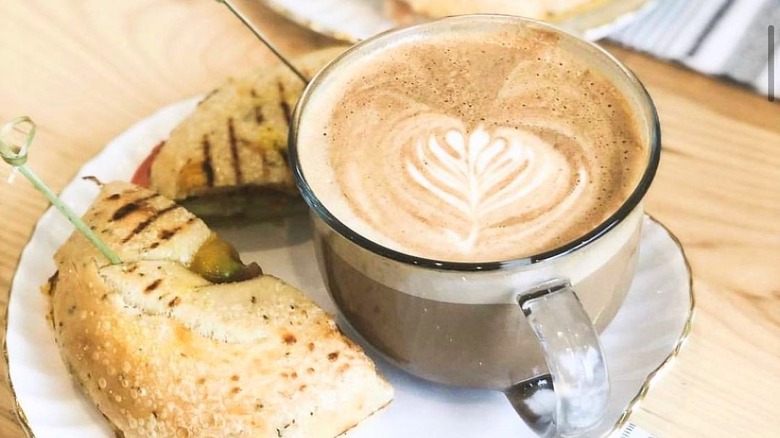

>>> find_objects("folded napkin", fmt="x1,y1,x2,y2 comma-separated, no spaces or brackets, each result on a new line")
608,0,779,99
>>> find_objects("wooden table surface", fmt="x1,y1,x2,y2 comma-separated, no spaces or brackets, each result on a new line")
0,1,778,437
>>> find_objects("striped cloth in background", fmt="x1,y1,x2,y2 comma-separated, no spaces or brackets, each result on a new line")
608,0,779,99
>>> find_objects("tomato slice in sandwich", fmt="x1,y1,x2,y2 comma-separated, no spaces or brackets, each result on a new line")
131,142,163,188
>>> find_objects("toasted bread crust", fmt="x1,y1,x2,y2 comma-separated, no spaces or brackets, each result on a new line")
149,48,345,207
49,182,393,437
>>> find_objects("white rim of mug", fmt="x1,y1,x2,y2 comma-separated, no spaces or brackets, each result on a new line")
289,14,662,272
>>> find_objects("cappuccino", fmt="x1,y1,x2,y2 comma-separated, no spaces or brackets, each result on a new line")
298,23,646,262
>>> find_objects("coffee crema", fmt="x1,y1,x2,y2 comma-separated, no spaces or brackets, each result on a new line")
297,25,647,262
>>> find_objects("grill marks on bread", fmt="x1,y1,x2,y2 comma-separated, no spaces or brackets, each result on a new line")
251,89,265,124
277,81,293,126
96,184,202,254
147,48,347,204
48,181,394,437
108,194,182,245
194,78,298,191
201,136,215,187
110,194,157,221
122,205,177,244
228,118,243,185
144,278,163,294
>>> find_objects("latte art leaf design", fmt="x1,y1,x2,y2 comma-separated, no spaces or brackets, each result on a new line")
406,125,587,251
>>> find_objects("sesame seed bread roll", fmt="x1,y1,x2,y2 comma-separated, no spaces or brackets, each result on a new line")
46,181,393,437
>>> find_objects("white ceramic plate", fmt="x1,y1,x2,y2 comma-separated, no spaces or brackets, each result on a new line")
257,0,657,42
4,97,692,437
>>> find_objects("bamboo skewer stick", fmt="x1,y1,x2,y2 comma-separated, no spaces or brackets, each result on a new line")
0,117,121,265
218,0,311,84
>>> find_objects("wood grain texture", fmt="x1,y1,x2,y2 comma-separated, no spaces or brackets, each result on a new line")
606,45,780,437
0,1,778,437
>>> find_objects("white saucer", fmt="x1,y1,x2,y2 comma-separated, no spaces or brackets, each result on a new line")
256,0,657,42
4,98,693,437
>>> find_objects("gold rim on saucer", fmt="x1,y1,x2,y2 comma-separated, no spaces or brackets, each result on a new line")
3,292,34,438
603,214,696,437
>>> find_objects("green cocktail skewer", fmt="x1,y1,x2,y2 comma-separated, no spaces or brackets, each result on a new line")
0,116,121,265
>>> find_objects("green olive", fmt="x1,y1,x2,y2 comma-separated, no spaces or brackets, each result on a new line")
190,234,262,283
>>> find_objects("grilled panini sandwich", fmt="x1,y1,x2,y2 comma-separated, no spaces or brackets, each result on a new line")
138,47,345,218
46,181,393,437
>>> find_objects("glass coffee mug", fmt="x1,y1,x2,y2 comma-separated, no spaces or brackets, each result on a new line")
289,15,660,438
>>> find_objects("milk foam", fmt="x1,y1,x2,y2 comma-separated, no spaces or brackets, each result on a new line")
406,124,587,251
297,23,646,262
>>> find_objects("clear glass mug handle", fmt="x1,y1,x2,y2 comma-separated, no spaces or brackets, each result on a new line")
505,279,610,438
